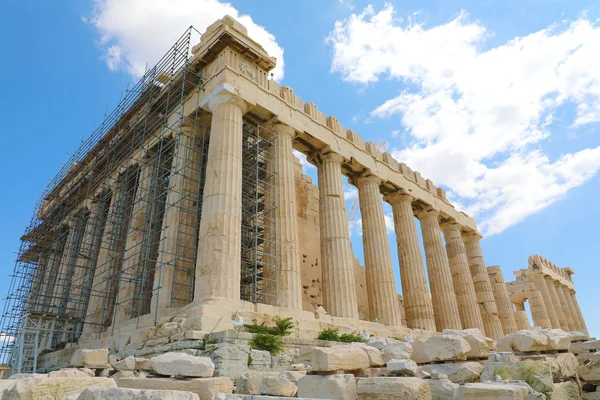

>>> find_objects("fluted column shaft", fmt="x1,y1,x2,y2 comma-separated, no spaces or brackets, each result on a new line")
527,283,551,328
315,152,358,319
195,96,247,302
417,207,461,330
554,282,576,331
544,277,567,329
273,123,303,310
514,302,531,330
463,233,503,339
562,288,581,331
356,176,402,326
388,193,435,331
151,126,201,312
442,222,485,333
487,266,518,334
569,290,588,333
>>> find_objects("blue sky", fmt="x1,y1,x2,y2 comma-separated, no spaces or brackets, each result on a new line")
0,0,599,337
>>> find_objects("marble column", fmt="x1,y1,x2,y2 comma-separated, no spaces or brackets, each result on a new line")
514,302,531,330
314,152,358,319
355,175,402,327
569,290,588,333
562,287,581,331
528,274,555,329
416,207,461,330
195,93,247,302
544,276,567,330
53,215,82,312
115,156,156,323
442,221,485,333
527,286,551,328
463,233,504,339
82,181,125,338
387,192,435,331
487,266,518,334
554,282,576,331
272,123,303,310
152,125,201,311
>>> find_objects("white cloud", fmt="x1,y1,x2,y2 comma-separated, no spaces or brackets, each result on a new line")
328,5,600,235
87,0,284,80
292,149,316,174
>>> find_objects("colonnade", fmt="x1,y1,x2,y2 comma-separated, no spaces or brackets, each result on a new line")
192,88,506,337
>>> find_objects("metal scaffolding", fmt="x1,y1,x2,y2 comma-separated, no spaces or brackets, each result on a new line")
0,26,279,375
240,123,278,305
0,26,208,373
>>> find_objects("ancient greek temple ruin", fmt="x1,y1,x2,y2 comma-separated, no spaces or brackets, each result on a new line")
0,16,588,374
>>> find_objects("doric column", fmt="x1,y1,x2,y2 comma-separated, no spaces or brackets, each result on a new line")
528,288,551,328
53,214,84,313
312,151,358,319
463,232,503,340
529,274,556,328
115,156,157,323
543,276,567,330
82,181,125,338
194,91,247,302
487,266,517,334
272,123,303,310
442,221,485,333
354,174,402,326
514,302,531,330
554,282,576,331
562,287,580,331
387,192,435,331
569,290,588,333
151,125,201,312
416,207,461,330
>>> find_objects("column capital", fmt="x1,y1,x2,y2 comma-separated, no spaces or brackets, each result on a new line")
349,171,382,188
440,219,461,233
201,83,249,114
462,230,483,242
272,123,296,138
383,190,414,205
307,150,345,166
415,205,440,220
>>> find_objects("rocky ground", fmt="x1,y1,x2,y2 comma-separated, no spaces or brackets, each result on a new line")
2,323,600,399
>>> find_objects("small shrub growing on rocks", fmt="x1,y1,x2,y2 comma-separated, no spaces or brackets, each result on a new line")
271,316,294,336
250,333,284,355
494,365,513,381
317,328,341,341
339,333,363,343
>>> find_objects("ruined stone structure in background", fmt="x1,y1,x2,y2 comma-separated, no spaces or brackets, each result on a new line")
0,16,588,375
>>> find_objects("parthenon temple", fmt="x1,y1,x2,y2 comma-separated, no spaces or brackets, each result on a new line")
0,16,589,375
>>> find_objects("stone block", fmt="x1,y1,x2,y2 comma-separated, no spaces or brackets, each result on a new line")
297,374,357,400
366,337,399,350
215,395,321,400
421,361,483,384
112,355,136,371
356,377,432,399
136,357,154,371
48,368,95,378
387,359,417,376
151,352,214,378
481,360,553,394
455,382,543,399
582,340,600,351
71,349,109,368
118,377,234,400
426,378,458,400
204,343,250,379
259,376,297,397
281,371,306,384
420,334,471,362
442,329,492,358
488,352,517,363
579,351,600,381
3,377,115,400
77,386,200,399
352,343,385,367
538,328,571,350
512,330,549,352
546,352,579,380
550,381,581,400
382,342,413,363
569,331,589,342
236,371,279,395
249,349,271,371
311,345,370,372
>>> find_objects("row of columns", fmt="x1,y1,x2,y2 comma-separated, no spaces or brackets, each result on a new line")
189,90,509,337
527,272,587,333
